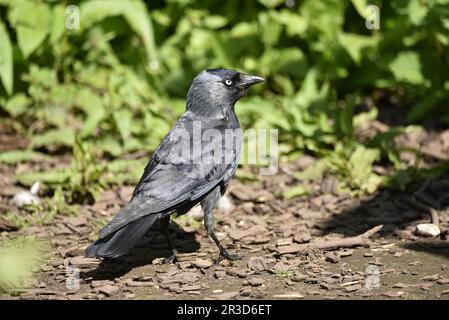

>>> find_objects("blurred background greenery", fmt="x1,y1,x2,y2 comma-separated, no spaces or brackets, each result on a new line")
1,0,449,294
0,0,449,201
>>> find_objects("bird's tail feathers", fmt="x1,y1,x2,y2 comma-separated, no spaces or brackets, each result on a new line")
85,213,160,258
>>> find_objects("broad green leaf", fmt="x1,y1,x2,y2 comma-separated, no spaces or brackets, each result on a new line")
302,0,345,38
0,150,51,164
105,158,147,184
0,20,13,94
340,95,357,136
351,0,369,19
407,0,428,25
3,94,30,117
75,88,106,137
144,112,171,148
282,185,309,199
31,128,75,149
13,169,71,186
261,48,308,78
295,69,319,107
50,4,66,45
113,109,133,143
96,137,123,157
338,33,379,65
235,169,259,183
275,10,307,37
407,91,445,121
8,1,50,57
349,145,381,193
354,107,378,127
386,170,414,191
81,0,158,67
257,0,284,8
389,51,425,85
230,22,257,38
203,15,227,29
294,159,328,181
259,12,283,47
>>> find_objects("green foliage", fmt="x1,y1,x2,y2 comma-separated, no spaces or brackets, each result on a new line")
0,236,49,293
385,161,449,191
0,0,448,201
282,185,310,199
0,150,50,164
13,136,105,203
0,20,13,95
4,188,78,228
325,143,383,196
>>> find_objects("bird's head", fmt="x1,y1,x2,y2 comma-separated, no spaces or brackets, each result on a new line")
186,68,264,115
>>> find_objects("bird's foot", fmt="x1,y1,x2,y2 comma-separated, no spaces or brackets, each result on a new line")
214,250,241,265
162,250,177,264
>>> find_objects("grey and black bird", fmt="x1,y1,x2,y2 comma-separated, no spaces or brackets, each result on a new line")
85,68,264,263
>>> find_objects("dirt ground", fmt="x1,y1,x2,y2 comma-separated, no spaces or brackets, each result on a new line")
1,115,449,300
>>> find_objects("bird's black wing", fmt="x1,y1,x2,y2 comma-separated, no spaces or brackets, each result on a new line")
99,111,240,238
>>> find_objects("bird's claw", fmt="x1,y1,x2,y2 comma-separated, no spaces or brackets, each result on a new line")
214,251,241,265
162,250,177,264
162,255,177,264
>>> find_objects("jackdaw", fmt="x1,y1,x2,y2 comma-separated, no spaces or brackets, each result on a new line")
85,68,264,263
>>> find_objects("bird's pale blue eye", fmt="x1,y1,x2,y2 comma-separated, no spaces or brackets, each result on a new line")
225,79,233,86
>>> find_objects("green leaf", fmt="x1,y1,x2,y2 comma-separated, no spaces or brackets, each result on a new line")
203,15,227,29
407,91,446,121
81,0,158,68
340,95,357,136
349,145,382,193
275,10,307,37
351,0,369,19
0,150,51,164
295,69,319,107
230,22,257,38
31,128,75,149
261,48,308,78
113,109,133,143
75,88,106,137
49,4,66,45
96,137,123,157
0,20,13,94
105,158,147,184
294,159,328,181
259,12,283,47
338,33,379,65
8,0,50,57
386,170,414,191
257,0,284,8
354,107,378,127
3,94,31,117
235,169,260,183
407,0,428,25
282,185,309,199
389,51,425,85
13,169,71,186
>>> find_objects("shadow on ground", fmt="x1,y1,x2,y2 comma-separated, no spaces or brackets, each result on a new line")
401,241,449,260
82,221,200,280
322,171,449,259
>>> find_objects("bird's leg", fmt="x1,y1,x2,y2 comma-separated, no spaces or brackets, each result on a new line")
202,199,240,264
160,215,177,264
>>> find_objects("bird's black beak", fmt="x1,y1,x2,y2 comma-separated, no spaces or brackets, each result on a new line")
238,74,265,89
